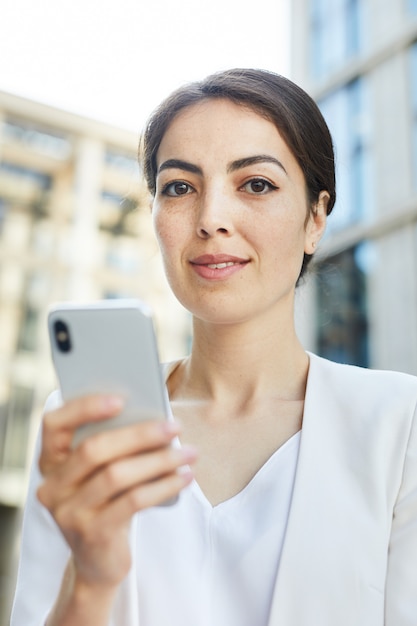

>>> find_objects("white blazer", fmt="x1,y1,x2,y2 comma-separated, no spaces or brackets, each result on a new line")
10,353,417,626
267,353,417,626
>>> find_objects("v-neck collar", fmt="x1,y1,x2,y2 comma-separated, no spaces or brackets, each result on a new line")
189,430,301,511
161,357,306,510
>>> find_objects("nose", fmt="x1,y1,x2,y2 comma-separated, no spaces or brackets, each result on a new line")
196,188,234,239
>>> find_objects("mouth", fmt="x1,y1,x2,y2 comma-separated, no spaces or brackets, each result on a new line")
206,261,239,269
190,254,249,267
189,254,249,280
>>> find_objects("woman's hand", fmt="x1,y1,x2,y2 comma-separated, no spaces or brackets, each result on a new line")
37,394,196,591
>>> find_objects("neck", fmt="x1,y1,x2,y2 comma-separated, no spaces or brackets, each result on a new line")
176,306,309,404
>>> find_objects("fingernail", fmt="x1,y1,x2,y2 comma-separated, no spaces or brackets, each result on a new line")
180,445,198,462
102,396,124,411
180,469,194,485
162,420,181,435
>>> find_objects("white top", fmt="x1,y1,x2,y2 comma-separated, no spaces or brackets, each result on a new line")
11,374,301,626
135,430,301,626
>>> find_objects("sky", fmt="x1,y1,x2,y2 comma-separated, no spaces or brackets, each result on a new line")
0,0,291,134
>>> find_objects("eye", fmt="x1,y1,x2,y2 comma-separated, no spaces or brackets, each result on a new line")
241,178,278,195
161,181,194,197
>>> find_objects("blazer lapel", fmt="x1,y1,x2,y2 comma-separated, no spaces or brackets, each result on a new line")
268,353,364,626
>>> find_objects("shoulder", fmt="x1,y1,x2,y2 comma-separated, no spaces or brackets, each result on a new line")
308,351,417,394
305,354,417,488
307,352,417,423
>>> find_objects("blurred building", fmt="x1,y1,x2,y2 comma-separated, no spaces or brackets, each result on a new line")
0,91,190,621
293,0,417,376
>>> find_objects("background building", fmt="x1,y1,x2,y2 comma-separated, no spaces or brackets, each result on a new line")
0,92,190,623
292,0,417,376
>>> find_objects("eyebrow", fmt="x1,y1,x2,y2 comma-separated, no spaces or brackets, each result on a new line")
227,155,287,175
157,154,288,177
158,159,203,176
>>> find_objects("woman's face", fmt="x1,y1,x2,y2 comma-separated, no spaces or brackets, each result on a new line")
152,98,327,325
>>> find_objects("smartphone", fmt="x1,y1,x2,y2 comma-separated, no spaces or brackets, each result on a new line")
48,299,170,448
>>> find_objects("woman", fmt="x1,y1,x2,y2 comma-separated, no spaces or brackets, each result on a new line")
11,69,417,626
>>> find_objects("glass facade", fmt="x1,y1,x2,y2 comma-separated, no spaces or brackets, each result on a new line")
315,80,374,366
310,0,364,80
407,0,417,14
410,43,417,187
319,78,373,234
316,243,372,367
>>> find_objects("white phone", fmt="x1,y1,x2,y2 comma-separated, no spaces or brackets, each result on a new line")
48,299,170,448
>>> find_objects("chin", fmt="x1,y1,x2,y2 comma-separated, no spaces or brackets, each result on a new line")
183,297,267,327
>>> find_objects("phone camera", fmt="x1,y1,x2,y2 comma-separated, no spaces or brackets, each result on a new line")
54,320,72,353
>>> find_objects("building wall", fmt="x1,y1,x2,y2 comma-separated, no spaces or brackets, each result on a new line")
292,0,417,376
0,91,190,622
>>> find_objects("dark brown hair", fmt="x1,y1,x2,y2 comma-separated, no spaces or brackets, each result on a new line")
139,68,336,278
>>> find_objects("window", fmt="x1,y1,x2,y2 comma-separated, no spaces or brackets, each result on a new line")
0,199,7,235
103,290,136,300
3,119,71,160
310,0,364,80
0,162,51,190
410,43,417,187
316,243,372,367
0,384,34,469
319,78,374,233
16,272,50,352
100,192,139,236
0,401,7,465
0,161,51,215
101,190,126,206
106,247,139,273
17,305,39,352
105,149,137,173
407,0,417,15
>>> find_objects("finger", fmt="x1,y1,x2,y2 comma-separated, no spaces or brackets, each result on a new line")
43,395,124,435
46,465,194,546
39,395,125,472
106,468,194,521
87,468,194,533
37,420,186,508
70,444,197,510
51,419,182,487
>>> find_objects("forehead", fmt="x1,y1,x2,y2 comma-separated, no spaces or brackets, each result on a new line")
156,98,297,167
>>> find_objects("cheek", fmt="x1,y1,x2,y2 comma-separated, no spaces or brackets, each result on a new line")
153,209,173,250
261,213,305,250
152,208,189,268
258,214,307,274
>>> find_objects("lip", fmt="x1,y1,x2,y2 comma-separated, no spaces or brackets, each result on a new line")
189,254,249,280
190,254,248,266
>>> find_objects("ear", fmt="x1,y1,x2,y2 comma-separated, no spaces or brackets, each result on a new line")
304,191,329,255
